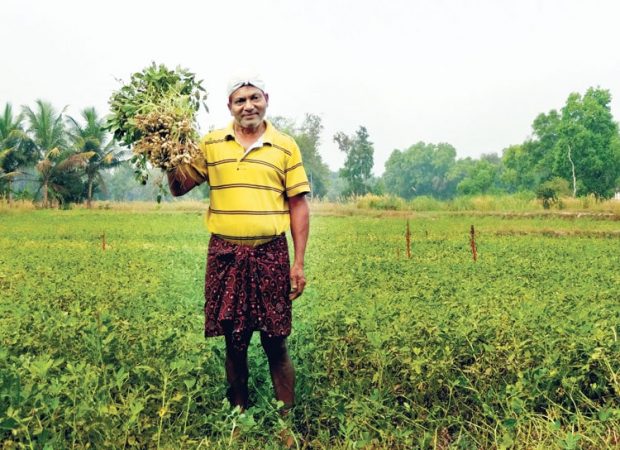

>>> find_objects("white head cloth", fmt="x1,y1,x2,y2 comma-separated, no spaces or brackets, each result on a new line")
226,75,266,97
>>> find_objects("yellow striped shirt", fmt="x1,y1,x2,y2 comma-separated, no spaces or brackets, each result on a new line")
197,120,310,246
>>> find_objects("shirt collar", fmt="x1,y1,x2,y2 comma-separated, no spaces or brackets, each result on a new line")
224,120,274,146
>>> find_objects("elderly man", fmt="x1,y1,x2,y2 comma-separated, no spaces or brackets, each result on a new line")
167,76,310,411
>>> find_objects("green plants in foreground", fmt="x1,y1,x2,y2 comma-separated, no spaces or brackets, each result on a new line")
0,211,618,448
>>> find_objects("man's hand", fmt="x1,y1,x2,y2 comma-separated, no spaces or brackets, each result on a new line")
167,163,207,196
289,263,306,301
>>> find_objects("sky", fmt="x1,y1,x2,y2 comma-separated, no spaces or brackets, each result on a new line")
2,0,620,175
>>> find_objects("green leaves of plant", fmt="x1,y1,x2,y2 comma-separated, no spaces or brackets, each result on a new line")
107,63,208,148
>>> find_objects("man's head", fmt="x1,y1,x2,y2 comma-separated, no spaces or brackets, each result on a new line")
227,76,269,130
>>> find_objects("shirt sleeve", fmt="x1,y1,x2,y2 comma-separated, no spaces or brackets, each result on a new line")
183,139,208,184
284,140,311,197
184,158,209,184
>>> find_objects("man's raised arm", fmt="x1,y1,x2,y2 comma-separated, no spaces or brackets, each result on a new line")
167,163,208,196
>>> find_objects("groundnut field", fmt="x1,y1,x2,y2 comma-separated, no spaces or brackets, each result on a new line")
1,207,619,449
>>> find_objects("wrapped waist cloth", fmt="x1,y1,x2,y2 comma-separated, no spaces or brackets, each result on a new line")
204,234,292,350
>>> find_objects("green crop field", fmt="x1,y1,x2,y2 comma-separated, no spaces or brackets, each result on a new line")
1,208,619,449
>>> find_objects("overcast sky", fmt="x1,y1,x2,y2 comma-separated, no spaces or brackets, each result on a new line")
2,0,620,175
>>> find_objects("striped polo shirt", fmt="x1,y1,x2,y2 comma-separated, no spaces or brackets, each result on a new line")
198,120,310,246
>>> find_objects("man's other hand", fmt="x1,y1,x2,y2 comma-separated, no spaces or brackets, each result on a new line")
289,263,306,301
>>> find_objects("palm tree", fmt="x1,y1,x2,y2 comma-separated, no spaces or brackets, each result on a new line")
35,147,93,208
0,103,23,204
23,100,92,208
0,103,37,205
67,107,123,208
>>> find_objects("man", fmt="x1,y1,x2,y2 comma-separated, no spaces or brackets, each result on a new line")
167,76,310,412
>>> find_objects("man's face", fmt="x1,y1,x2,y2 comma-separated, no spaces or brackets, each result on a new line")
228,85,269,130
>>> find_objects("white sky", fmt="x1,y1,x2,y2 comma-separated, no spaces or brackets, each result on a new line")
2,0,620,175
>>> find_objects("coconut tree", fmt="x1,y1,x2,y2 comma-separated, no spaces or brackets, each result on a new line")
35,147,93,207
67,107,123,207
22,100,93,207
22,100,67,206
0,103,37,204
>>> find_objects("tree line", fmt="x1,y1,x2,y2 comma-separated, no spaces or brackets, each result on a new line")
380,87,620,201
1,87,619,207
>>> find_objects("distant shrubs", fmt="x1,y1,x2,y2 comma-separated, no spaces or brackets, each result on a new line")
353,193,539,212
536,177,571,209
355,194,407,210
450,192,537,211
408,195,445,211
319,191,618,213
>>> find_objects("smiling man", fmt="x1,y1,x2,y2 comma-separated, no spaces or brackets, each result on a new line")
167,76,310,412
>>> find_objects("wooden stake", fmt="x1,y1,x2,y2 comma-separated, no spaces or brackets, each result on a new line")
470,225,477,262
406,220,411,259
102,232,106,251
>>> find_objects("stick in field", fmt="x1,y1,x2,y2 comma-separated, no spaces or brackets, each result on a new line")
406,220,411,259
470,225,477,262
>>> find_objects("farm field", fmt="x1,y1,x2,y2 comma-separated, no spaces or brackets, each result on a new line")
0,208,619,449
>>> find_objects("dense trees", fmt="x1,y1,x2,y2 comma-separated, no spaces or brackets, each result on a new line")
554,88,620,198
501,88,620,199
1,100,124,207
382,87,619,201
384,142,458,199
455,154,505,196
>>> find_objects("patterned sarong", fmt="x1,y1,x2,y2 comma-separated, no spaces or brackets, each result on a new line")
204,234,292,351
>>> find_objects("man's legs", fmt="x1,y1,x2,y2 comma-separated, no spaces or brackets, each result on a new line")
224,328,252,409
260,332,295,409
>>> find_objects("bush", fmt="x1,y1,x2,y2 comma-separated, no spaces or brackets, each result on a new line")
536,177,571,209
409,195,444,211
355,194,406,210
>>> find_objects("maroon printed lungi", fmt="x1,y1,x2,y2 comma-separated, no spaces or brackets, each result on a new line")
204,234,292,351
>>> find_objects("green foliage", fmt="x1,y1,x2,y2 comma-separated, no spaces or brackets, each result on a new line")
554,88,620,198
500,144,539,192
407,194,445,211
35,148,92,208
0,103,36,201
334,126,375,196
106,63,207,148
510,87,620,199
341,193,540,212
299,214,619,448
1,210,618,448
21,99,68,159
455,155,502,196
21,100,96,207
383,141,458,199
355,193,407,210
106,63,208,186
0,104,31,171
536,177,571,209
68,107,124,207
